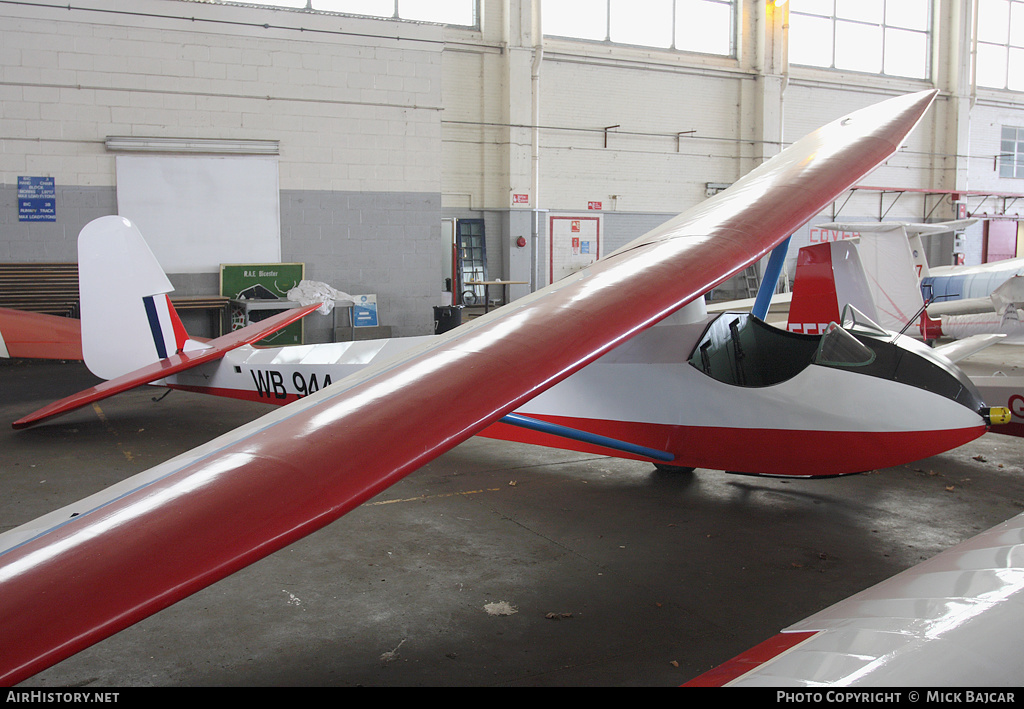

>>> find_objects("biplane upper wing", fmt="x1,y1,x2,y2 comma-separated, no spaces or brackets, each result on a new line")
0,90,937,685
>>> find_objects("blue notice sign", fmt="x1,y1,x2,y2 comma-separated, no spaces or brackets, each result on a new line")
353,294,379,327
18,176,56,222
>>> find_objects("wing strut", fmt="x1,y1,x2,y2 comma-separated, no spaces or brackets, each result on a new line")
500,413,675,462
752,236,792,320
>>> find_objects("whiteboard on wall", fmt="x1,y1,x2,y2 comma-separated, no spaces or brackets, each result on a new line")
115,155,281,274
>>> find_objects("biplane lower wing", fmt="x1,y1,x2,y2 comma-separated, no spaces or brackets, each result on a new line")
0,90,939,685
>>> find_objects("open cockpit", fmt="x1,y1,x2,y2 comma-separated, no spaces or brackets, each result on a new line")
688,312,875,388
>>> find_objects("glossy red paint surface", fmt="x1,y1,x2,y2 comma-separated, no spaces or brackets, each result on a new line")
164,382,305,404
480,415,987,476
0,308,82,360
682,631,818,686
0,91,938,685
787,242,842,334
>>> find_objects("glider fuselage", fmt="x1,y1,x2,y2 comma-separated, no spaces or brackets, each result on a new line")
164,308,989,477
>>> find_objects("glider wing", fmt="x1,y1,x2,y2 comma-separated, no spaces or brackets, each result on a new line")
685,509,1024,686
0,90,938,685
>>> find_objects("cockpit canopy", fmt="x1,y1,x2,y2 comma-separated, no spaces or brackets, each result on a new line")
815,322,876,367
689,313,874,388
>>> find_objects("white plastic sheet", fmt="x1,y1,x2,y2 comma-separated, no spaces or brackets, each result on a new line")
286,280,353,315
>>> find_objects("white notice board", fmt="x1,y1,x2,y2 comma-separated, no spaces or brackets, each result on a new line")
548,214,602,284
115,155,281,273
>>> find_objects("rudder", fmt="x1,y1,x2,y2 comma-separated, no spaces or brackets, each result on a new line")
79,216,190,380
788,241,880,334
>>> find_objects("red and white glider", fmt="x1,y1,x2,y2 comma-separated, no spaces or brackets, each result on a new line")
2,90,996,685
14,203,1004,473
787,238,1024,438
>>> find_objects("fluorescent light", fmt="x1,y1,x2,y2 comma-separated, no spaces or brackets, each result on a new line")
105,137,280,155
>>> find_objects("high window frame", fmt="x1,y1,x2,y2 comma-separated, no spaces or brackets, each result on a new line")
975,0,1024,91
999,126,1024,178
542,0,736,58
174,0,479,28
788,0,932,81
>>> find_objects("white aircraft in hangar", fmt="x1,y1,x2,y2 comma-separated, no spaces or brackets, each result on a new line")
811,218,1024,342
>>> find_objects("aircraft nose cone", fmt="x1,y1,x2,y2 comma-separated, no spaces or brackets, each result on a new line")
984,406,1013,426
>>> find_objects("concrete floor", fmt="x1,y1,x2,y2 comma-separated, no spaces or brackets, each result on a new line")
3,358,1024,687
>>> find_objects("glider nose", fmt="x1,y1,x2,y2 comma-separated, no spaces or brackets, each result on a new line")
983,406,1012,427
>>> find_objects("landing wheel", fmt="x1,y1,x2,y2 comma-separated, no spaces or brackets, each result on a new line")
653,464,696,474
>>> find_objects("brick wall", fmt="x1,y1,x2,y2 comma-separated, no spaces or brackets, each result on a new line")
0,0,443,336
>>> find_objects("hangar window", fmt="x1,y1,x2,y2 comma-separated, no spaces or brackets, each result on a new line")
975,0,1024,91
1000,126,1024,178
543,0,735,57
788,0,931,80
188,0,478,27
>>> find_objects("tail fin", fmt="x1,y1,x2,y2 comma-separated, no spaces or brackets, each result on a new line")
854,226,927,332
787,241,879,334
79,216,193,380
814,220,978,332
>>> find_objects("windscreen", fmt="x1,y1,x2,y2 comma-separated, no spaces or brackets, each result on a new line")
813,323,876,367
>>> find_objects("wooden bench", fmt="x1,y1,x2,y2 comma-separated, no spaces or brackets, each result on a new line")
0,263,80,317
0,264,229,335
168,295,230,337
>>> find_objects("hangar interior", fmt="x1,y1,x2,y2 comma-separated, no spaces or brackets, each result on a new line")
4,0,1024,687
5,0,1024,338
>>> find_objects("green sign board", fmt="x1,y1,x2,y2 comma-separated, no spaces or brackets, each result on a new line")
220,262,305,345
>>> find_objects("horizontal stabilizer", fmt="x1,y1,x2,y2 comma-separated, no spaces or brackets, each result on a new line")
13,304,320,429
933,334,1007,363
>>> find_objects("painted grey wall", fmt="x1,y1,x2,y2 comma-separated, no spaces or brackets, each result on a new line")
0,185,116,262
2,183,441,340
280,189,442,341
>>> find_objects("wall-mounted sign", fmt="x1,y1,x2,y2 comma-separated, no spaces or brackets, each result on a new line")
549,214,602,284
587,201,602,210
513,193,530,205
221,262,305,345
353,294,379,327
18,176,56,222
